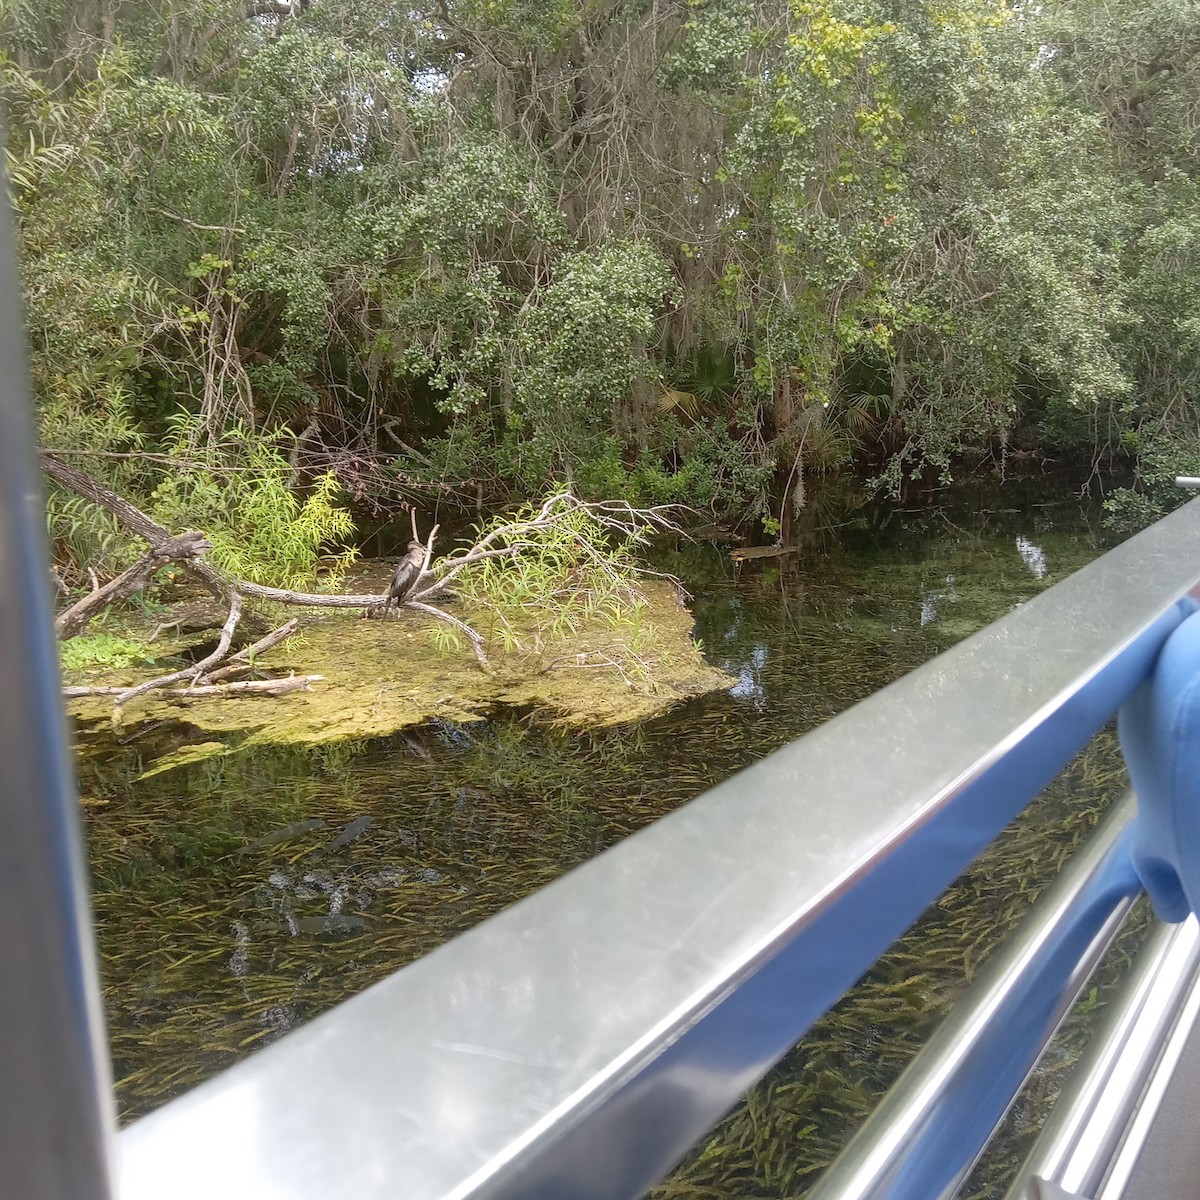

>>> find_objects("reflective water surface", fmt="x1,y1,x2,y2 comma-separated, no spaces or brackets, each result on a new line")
74,495,1134,1196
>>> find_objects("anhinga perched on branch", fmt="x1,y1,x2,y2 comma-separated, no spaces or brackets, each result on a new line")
384,540,426,615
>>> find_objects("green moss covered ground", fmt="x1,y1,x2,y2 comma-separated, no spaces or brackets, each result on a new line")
65,576,733,774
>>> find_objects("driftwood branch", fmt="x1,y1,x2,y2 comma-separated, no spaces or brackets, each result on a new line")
115,593,243,707
64,674,322,699
66,611,306,704
202,619,300,682
43,451,473,616
41,451,381,610
40,452,234,606
234,581,388,606
55,531,212,639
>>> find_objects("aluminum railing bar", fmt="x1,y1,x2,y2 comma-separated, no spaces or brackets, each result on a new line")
805,792,1142,1200
120,503,1200,1200
1094,955,1200,1200
1005,916,1200,1200
0,193,117,1198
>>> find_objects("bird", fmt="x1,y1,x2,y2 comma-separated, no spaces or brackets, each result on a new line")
385,540,426,615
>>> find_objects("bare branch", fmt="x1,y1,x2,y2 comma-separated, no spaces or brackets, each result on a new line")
409,601,489,669
56,531,212,639
202,619,300,682
116,592,244,707
411,492,683,603
40,451,234,607
65,674,321,699
152,206,246,235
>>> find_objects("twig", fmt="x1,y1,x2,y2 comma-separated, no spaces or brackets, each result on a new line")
152,205,247,234
539,643,653,689
409,601,489,669
411,545,519,598
115,592,243,707
201,618,299,682
406,505,440,590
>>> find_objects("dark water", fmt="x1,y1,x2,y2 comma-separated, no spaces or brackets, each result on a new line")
74,495,1135,1195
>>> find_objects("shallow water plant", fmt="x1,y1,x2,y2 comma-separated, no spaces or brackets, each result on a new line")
60,632,155,672
446,492,677,675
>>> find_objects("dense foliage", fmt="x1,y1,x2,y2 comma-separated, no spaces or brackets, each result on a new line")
4,0,1200,564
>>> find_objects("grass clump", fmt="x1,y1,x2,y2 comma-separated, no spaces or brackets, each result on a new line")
60,632,155,672
150,418,358,591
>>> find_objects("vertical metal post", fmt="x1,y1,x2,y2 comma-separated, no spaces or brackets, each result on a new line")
0,190,117,1195
804,795,1142,1200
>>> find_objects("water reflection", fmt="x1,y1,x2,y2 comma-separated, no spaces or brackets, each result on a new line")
919,573,959,626
1016,535,1049,578
729,645,769,701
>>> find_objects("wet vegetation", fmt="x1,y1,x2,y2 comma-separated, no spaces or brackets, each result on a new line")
67,572,731,764
74,496,1139,1196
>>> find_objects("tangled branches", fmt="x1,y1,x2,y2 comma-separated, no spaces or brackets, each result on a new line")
406,493,684,663
47,454,684,704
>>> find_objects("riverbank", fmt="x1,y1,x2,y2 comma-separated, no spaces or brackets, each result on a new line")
64,569,734,776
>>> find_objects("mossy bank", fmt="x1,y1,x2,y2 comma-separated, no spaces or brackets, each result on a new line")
64,574,733,775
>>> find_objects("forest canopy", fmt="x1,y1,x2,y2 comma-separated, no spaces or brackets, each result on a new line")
4,0,1200,574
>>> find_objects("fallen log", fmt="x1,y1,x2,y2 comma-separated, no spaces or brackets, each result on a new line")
63,674,323,699
43,459,683,697
40,452,233,605
55,530,212,639
42,451,395,610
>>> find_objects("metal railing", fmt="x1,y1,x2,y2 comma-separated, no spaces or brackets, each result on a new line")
0,199,118,1200
4,177,1200,1198
806,791,1144,1200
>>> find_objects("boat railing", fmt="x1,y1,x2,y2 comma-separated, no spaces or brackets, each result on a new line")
4,176,1200,1199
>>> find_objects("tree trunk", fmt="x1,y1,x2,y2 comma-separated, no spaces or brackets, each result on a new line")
774,370,793,437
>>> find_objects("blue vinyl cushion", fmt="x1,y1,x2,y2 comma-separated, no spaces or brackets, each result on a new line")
1120,606,1200,922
